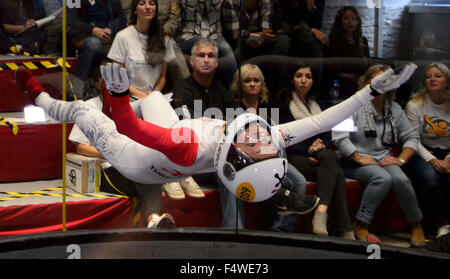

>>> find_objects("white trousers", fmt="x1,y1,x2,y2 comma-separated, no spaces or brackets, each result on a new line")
36,92,185,184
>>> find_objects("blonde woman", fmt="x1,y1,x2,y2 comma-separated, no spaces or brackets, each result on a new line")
230,64,271,117
332,65,425,246
405,62,450,239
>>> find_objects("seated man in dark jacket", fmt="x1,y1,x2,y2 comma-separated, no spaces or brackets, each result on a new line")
171,38,239,228
172,38,235,120
68,0,126,99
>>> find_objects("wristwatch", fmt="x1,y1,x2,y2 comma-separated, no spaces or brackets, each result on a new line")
398,158,405,166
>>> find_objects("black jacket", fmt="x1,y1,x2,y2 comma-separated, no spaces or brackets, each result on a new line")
171,76,236,120
272,0,325,33
68,0,126,43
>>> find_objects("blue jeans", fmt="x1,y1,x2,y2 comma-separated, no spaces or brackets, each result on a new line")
218,175,244,229
341,160,423,225
75,36,110,80
407,154,450,228
219,162,307,231
178,36,238,88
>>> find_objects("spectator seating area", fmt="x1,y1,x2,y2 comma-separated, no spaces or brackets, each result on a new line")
0,59,410,236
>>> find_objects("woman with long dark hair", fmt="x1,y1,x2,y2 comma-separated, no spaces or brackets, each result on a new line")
326,6,370,100
108,0,204,200
108,0,175,99
280,63,355,239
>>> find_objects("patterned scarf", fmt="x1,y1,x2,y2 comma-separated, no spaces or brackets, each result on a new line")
289,91,322,120
361,100,397,147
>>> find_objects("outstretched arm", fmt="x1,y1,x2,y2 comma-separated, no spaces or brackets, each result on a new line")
276,85,372,147
275,64,417,147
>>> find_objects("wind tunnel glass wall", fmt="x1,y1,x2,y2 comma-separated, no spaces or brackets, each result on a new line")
0,0,449,241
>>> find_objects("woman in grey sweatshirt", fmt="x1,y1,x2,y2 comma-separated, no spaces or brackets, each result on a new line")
332,65,425,247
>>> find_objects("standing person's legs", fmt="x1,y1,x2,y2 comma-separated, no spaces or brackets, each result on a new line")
269,33,291,93
73,37,107,98
214,37,238,88
135,183,163,219
167,39,191,84
178,37,200,55
218,175,244,229
75,37,105,80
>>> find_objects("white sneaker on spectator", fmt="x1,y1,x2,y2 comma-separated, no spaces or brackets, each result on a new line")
163,182,185,199
147,213,175,229
436,225,450,238
179,177,205,198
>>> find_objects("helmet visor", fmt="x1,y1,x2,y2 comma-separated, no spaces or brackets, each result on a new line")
227,122,285,171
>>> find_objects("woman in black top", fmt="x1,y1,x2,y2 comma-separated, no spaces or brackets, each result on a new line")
279,63,354,239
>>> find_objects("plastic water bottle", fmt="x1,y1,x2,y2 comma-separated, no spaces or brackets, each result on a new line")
330,80,340,101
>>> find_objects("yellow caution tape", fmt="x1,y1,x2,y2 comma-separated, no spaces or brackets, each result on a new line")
4,45,71,70
0,117,19,135
0,186,127,202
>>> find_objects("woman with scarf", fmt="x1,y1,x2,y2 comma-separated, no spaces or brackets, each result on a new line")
332,65,425,247
279,63,355,239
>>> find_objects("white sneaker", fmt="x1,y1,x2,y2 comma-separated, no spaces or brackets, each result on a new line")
163,182,185,199
436,225,450,238
179,177,205,198
147,213,175,229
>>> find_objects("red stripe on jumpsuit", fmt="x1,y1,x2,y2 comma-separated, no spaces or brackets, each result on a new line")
110,95,199,167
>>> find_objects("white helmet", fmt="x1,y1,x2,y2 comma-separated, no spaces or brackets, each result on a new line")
214,113,287,203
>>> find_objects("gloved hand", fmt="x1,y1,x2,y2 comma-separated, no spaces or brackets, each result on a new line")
100,63,134,97
370,63,417,96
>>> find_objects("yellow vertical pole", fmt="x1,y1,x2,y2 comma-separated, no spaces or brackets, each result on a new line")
61,0,67,232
